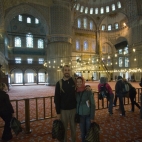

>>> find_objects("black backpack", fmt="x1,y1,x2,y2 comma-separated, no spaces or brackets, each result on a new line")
10,117,22,135
99,83,109,99
85,122,100,142
52,119,65,141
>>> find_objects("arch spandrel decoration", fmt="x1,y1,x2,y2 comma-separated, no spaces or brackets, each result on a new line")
4,4,49,35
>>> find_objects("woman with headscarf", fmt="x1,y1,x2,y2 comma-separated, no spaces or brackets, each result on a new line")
76,77,95,142
98,77,114,115
0,83,14,141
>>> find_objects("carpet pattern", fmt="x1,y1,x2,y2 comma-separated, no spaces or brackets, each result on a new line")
0,82,142,142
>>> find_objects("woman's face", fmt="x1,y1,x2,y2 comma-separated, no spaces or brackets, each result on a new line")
76,78,83,88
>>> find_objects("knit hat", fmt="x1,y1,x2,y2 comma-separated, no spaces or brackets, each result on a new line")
117,76,122,80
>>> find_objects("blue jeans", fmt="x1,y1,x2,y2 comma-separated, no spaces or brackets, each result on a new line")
107,94,114,114
79,115,91,142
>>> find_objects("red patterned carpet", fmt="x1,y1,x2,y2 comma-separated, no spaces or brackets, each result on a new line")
0,81,142,142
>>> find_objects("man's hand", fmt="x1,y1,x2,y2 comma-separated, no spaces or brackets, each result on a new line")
57,114,61,119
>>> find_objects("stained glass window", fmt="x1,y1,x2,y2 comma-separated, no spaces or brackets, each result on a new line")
35,18,39,24
90,8,93,14
85,7,88,14
78,18,81,28
112,4,115,11
117,1,121,8
76,40,80,50
84,41,88,51
18,15,22,21
83,18,87,29
15,37,21,47
106,6,109,13
27,17,31,23
26,33,33,48
80,6,84,12
38,39,44,48
90,21,93,30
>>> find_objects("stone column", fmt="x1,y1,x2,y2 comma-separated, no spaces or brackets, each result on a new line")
47,1,72,85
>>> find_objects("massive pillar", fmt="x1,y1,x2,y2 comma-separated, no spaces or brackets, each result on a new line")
47,1,72,85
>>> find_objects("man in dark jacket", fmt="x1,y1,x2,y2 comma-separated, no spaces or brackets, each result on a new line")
54,65,76,142
0,83,14,141
115,76,125,116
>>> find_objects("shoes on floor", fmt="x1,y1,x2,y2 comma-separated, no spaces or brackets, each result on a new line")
120,114,125,116
109,112,113,115
113,104,116,107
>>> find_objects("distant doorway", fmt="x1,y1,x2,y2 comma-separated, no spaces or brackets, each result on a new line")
27,73,34,83
15,73,22,83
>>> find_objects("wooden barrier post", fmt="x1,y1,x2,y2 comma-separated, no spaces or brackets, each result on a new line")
140,93,142,119
25,99,31,133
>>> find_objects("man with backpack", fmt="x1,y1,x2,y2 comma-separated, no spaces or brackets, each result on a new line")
115,76,125,116
54,65,76,142
128,83,141,112
98,77,114,115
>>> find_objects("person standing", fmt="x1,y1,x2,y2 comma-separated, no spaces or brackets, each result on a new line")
0,83,14,141
129,85,141,112
54,65,76,142
115,76,125,116
98,77,114,115
76,77,95,142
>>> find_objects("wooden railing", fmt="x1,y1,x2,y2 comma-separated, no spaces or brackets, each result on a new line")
0,88,142,133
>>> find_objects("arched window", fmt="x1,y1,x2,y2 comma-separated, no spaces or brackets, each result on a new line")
112,4,115,11
108,25,112,31
80,6,84,12
90,20,93,30
90,8,93,14
26,33,33,48
85,7,88,14
100,7,104,14
95,8,98,14
76,4,80,10
115,23,119,29
27,17,31,23
15,37,21,47
119,49,122,54
84,41,88,51
38,39,44,48
119,57,123,67
18,15,22,21
83,18,87,29
102,25,106,30
117,1,121,8
124,46,129,54
76,40,80,50
35,18,39,24
77,18,81,28
106,6,109,13
125,57,129,67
